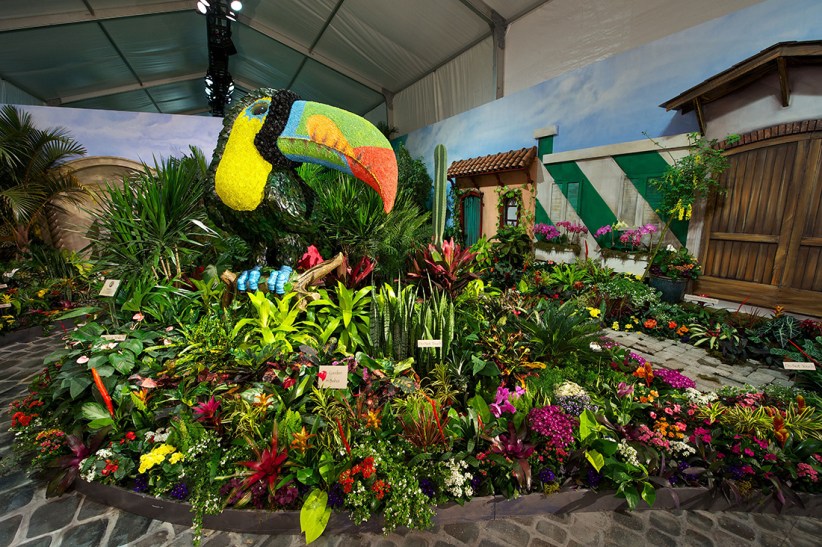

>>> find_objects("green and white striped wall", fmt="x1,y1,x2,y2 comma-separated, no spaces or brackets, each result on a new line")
535,132,693,250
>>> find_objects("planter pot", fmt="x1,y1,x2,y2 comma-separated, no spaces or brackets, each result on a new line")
534,242,580,264
648,275,687,303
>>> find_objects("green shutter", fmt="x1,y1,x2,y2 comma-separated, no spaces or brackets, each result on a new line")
544,161,616,233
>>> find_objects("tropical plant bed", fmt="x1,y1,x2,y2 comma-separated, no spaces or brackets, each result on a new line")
74,478,822,534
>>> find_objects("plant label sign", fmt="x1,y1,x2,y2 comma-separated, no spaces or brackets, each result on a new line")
417,339,442,348
684,294,719,306
0,303,10,309
0,284,7,289
783,362,816,371
318,366,348,389
101,334,127,342
99,279,121,297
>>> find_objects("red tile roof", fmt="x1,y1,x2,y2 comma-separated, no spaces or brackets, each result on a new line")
447,147,537,178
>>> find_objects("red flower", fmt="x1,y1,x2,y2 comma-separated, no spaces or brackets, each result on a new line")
371,480,390,500
282,377,296,389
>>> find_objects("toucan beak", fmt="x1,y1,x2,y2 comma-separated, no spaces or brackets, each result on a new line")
277,101,397,213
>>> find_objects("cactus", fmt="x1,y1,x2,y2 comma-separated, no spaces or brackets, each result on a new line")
432,144,447,246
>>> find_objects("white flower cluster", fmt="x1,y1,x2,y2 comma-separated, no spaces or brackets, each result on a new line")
554,381,586,398
442,459,473,499
668,441,696,458
79,457,96,482
145,428,170,443
617,440,641,467
684,388,717,406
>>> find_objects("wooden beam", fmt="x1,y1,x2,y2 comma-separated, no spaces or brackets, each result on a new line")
777,57,791,107
709,232,779,244
694,97,706,135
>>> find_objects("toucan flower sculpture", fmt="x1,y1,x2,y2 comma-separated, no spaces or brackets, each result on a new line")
205,88,397,273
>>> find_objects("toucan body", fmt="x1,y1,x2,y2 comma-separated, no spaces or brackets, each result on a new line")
205,88,397,266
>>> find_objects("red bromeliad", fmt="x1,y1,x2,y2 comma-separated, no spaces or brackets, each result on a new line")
236,431,289,495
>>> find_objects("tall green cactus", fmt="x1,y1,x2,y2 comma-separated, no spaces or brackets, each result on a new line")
432,144,447,246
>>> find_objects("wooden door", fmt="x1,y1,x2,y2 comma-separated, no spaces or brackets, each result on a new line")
696,130,822,316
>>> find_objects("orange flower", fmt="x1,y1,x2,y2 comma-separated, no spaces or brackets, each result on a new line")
632,363,655,387
644,319,657,329
290,426,316,454
668,321,678,329
676,325,689,336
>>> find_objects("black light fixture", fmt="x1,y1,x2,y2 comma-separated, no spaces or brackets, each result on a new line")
196,1,242,116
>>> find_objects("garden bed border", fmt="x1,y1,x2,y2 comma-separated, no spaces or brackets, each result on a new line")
74,480,822,535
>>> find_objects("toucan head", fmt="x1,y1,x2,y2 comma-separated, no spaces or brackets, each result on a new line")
211,88,397,213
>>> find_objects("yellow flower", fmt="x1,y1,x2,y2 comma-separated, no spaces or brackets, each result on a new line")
612,322,620,331
587,307,601,318
625,324,633,330
36,289,48,298
169,452,185,464
138,443,178,473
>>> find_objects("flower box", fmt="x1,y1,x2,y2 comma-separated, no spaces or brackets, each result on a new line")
74,479,822,535
598,249,651,277
534,241,580,264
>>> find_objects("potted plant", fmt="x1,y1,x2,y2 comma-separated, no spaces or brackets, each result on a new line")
647,246,702,302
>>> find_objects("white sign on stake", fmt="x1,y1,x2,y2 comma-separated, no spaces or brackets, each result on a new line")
417,339,443,348
99,279,121,297
318,366,348,389
101,334,127,342
0,284,7,289
684,294,719,306
783,362,816,371
0,303,11,309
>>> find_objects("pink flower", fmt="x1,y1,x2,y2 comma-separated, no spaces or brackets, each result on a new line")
616,382,634,398
764,453,778,462
132,312,144,322
743,448,755,457
490,385,517,417
192,397,220,422
76,355,90,364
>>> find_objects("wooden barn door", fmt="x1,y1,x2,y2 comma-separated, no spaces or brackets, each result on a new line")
696,130,822,316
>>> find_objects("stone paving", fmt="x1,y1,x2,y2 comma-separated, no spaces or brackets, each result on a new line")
0,332,819,547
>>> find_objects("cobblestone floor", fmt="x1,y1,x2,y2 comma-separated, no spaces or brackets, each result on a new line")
0,332,819,547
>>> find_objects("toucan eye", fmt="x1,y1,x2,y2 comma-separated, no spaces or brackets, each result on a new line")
250,101,269,116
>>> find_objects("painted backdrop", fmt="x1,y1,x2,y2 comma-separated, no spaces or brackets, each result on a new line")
403,0,822,173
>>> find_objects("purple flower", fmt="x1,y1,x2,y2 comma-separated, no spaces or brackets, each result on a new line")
537,468,557,483
327,483,344,509
528,405,577,450
133,474,149,493
586,468,603,488
170,482,189,500
654,369,696,390
616,382,634,398
555,394,597,417
274,484,299,507
419,477,437,499
470,475,483,490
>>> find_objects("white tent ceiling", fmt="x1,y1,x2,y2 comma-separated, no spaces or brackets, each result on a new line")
0,0,548,119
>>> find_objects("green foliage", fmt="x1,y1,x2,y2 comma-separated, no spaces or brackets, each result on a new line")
0,105,87,257
369,283,417,360
432,144,447,246
87,148,214,281
688,322,740,350
396,144,433,212
302,165,430,281
490,225,533,271
650,247,701,280
412,290,455,378
650,132,738,219
301,489,331,544
308,282,371,353
517,300,601,365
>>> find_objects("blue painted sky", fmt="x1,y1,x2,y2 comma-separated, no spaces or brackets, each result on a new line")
23,105,223,164
404,0,822,173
